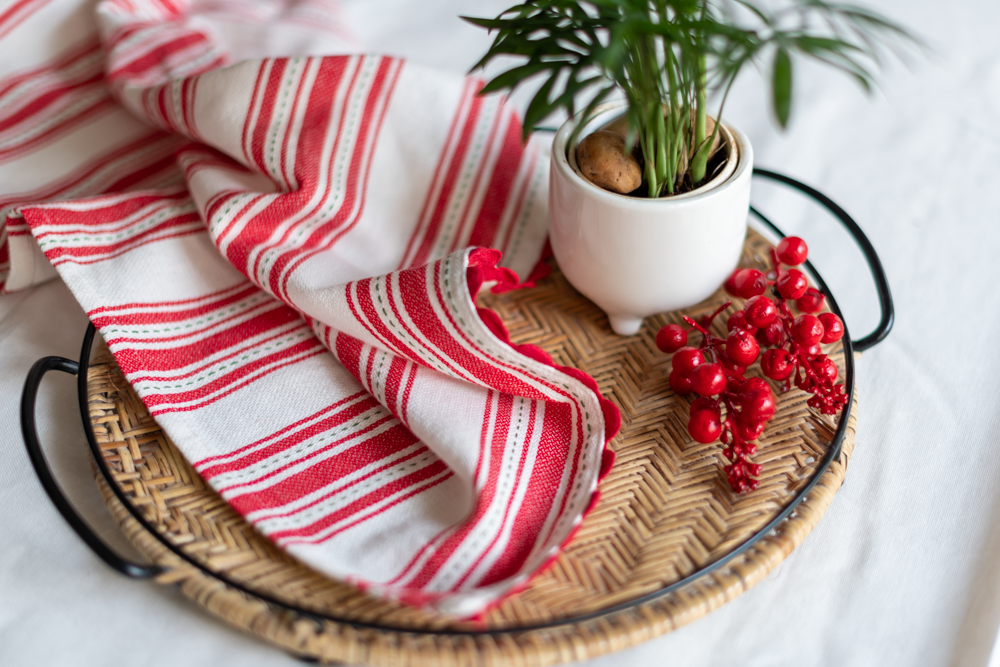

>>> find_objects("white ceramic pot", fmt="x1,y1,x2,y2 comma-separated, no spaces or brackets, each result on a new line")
549,105,753,336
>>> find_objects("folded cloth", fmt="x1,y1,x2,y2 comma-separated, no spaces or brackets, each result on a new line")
0,0,618,616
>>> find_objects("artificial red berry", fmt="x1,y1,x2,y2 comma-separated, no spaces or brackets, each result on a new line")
776,236,808,265
740,384,776,423
812,357,838,383
734,416,766,441
690,396,718,416
726,328,760,366
669,369,693,395
672,346,705,376
744,295,778,327
754,321,783,348
761,348,794,381
688,407,722,443
742,377,771,394
690,363,727,397
776,269,808,300
727,310,757,334
796,288,826,314
791,314,825,346
805,343,823,356
724,270,740,296
725,268,767,299
719,353,746,375
656,323,688,353
818,313,845,344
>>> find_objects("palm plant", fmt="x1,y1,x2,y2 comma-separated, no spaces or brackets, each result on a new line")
464,0,915,198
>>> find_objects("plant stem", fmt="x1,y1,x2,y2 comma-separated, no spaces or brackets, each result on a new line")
664,47,680,192
691,53,709,186
656,102,668,193
643,102,660,197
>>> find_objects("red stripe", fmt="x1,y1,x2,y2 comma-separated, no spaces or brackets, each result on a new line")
202,395,383,479
397,262,549,400
108,32,212,79
387,388,496,586
91,284,263,327
194,390,368,467
211,193,268,248
139,337,323,409
0,38,100,100
454,399,538,588
444,101,505,254
38,212,201,260
379,268,477,383
102,300,282,349
466,116,525,249
47,225,205,266
497,142,538,255
249,58,288,178
398,78,476,269
347,278,418,364
0,131,180,211
266,58,377,296
404,391,513,587
0,97,117,163
399,359,418,428
267,452,445,541
242,56,359,285
114,307,306,373
333,329,365,378
240,61,270,165
406,83,485,268
382,355,408,419
150,346,327,416
228,422,421,516
428,255,592,552
236,433,423,517
89,282,251,316
278,58,313,190
479,402,577,585
105,151,179,192
277,58,403,292
23,189,190,233
234,58,351,277
34,206,201,262
288,467,454,547
0,72,104,135
0,0,52,40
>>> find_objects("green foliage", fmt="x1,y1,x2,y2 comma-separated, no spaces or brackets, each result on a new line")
463,0,916,198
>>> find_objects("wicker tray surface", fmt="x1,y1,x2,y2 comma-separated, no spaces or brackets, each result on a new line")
86,228,856,665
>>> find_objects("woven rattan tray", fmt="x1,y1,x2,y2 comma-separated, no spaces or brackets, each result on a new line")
23,171,892,665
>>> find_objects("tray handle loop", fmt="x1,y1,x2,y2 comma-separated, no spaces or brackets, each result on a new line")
751,168,894,352
20,355,163,579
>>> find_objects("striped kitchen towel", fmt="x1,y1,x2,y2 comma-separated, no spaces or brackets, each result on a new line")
0,0,617,616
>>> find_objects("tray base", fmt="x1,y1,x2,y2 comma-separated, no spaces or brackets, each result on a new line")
85,229,857,665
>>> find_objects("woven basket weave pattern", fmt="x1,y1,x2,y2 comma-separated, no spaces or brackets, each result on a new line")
86,229,856,664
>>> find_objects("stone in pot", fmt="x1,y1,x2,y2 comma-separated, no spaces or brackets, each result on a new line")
575,130,642,194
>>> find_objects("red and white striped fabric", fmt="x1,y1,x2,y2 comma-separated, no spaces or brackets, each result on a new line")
1,0,618,615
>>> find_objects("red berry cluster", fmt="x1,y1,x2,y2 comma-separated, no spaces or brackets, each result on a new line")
655,236,848,493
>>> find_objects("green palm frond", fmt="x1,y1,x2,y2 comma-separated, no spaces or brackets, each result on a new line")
463,0,917,198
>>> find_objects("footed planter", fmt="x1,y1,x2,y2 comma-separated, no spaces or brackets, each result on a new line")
549,107,753,335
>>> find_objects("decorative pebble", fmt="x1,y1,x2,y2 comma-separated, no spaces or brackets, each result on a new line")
575,130,642,194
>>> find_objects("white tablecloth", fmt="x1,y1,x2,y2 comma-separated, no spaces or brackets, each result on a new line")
3,1,998,665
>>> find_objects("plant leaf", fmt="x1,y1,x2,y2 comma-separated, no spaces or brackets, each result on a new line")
772,47,792,129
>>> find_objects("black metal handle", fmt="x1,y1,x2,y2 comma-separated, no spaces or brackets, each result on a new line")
20,355,162,579
751,168,894,352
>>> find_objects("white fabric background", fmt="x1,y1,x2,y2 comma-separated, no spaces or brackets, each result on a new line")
2,0,998,665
